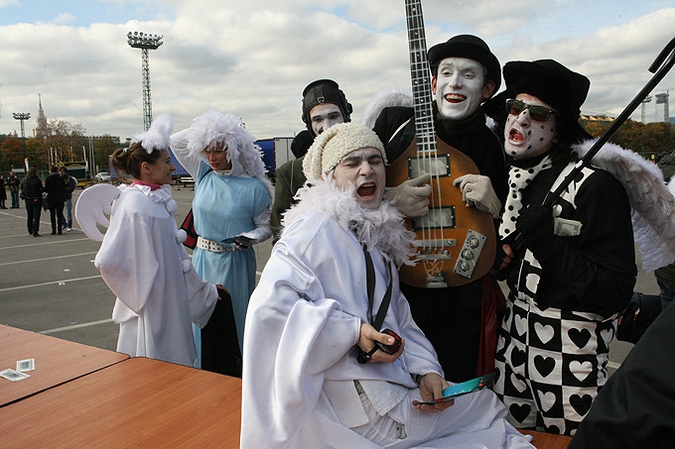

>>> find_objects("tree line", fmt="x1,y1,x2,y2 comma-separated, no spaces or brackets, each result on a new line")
0,119,123,175
1,116,673,177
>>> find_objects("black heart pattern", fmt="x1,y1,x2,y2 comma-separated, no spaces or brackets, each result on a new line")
511,347,527,367
568,328,591,349
570,394,593,416
509,403,532,424
534,355,556,378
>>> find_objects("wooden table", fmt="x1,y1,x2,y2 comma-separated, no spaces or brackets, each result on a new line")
0,325,128,407
0,357,242,447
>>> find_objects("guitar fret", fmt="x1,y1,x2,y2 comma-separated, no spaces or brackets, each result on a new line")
405,0,434,146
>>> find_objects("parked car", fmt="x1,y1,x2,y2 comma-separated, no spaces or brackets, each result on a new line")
95,172,111,182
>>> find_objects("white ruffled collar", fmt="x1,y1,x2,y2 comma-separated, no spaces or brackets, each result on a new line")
121,183,177,215
282,178,416,267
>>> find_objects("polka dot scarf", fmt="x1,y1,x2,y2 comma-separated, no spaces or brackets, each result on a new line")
499,155,553,240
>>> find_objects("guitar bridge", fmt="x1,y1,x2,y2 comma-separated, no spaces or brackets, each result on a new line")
413,239,457,261
453,230,487,279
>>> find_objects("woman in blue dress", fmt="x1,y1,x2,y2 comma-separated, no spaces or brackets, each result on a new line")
171,109,273,375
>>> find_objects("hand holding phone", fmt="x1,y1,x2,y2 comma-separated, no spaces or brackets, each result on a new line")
374,328,402,354
413,372,495,406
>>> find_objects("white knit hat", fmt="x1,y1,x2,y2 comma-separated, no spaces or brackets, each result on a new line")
303,122,385,180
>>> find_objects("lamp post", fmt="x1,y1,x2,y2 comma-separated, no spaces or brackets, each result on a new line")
127,31,163,131
12,112,31,162
12,112,31,140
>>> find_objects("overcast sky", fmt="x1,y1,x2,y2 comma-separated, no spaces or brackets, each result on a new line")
0,0,674,142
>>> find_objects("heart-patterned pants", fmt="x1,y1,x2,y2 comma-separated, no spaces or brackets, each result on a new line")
493,295,615,436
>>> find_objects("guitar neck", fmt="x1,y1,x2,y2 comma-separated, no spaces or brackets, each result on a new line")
405,0,436,153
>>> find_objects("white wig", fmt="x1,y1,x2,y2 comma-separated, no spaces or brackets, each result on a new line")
131,113,173,154
184,109,267,180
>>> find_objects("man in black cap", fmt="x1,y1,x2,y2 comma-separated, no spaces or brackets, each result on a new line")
270,79,353,242
372,34,507,383
487,59,636,436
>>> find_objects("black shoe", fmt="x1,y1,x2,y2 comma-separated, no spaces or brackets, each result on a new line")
51,231,56,235
33,233,41,237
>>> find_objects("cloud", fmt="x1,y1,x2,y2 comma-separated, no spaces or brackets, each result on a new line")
0,0,673,143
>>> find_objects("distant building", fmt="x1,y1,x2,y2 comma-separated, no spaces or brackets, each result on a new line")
35,94,48,137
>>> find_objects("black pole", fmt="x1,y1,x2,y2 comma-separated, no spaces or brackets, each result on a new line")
544,36,675,207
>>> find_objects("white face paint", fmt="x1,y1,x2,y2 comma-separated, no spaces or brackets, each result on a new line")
432,57,494,120
504,93,558,160
332,147,386,209
309,103,344,136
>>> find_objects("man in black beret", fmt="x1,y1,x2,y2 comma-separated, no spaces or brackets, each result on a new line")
270,79,353,242
487,59,636,436
372,34,507,384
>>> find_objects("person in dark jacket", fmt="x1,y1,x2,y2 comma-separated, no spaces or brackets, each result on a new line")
488,59,636,436
372,34,506,383
59,166,77,231
20,167,44,237
44,165,66,235
569,293,675,448
270,79,352,243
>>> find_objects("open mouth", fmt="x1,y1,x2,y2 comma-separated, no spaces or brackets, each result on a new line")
509,128,525,143
444,93,466,104
357,183,377,198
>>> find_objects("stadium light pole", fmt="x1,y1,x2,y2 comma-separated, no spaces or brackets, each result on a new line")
12,112,31,141
127,31,163,131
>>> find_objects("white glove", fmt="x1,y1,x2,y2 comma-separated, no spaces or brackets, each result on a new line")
386,174,432,218
453,174,502,219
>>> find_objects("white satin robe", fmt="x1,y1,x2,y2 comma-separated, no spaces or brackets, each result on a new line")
95,184,218,366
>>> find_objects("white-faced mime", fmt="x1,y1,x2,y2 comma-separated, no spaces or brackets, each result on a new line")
240,122,534,448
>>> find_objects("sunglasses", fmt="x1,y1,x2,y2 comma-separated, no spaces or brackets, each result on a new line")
505,99,557,122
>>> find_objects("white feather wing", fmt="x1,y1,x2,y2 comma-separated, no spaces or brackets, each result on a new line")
75,184,121,242
573,140,675,272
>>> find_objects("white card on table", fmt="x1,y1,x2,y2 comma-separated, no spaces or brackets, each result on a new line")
17,358,36,372
0,368,30,382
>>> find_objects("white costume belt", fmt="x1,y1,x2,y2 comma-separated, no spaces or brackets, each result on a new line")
196,236,236,253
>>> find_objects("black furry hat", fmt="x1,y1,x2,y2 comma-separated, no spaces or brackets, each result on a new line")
428,34,501,95
301,79,353,137
485,59,592,145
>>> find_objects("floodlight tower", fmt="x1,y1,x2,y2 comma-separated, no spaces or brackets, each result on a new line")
127,31,163,131
12,112,31,140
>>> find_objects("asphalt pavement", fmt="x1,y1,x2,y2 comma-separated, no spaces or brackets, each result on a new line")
0,183,650,371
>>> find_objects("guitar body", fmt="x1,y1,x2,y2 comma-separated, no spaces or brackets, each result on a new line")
387,135,496,288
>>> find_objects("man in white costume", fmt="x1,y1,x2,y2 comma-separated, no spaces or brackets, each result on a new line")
241,122,534,448
91,114,219,367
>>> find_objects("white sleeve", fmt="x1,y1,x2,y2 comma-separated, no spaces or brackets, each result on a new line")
240,205,272,243
170,129,203,178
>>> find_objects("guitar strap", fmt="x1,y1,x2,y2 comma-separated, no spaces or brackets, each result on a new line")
357,246,393,364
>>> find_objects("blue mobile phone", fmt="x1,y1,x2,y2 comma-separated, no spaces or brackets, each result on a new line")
415,372,495,405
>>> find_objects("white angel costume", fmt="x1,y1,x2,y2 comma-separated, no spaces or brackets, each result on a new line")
93,182,218,366
241,179,533,448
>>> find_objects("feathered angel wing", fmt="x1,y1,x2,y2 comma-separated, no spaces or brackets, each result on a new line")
75,184,121,241
361,88,413,129
573,140,675,272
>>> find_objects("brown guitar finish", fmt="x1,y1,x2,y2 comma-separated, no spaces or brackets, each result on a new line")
387,137,496,288
389,0,496,288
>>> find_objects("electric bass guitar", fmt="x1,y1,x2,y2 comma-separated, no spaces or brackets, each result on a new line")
386,0,496,288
